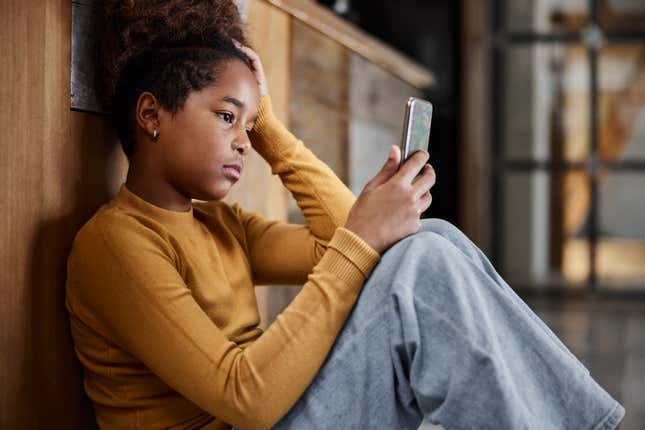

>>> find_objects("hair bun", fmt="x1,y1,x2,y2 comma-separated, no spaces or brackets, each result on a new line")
101,0,247,102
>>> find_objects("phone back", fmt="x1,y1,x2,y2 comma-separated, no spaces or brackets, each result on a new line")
400,97,433,166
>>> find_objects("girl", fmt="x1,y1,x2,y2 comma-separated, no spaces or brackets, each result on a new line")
66,1,624,429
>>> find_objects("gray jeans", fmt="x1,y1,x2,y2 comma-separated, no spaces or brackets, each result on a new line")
266,219,625,429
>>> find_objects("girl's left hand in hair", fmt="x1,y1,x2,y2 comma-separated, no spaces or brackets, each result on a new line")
232,40,268,97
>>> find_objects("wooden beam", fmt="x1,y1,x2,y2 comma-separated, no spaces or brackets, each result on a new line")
262,0,435,89
459,0,491,252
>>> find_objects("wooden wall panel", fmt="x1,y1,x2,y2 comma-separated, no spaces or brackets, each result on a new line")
348,54,422,195
1,0,127,428
291,20,349,183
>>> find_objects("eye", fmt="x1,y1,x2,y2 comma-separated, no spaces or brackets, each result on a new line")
216,112,235,124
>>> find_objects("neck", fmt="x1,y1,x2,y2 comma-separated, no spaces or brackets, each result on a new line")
125,161,192,212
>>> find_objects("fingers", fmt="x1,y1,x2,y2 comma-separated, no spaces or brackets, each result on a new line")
366,145,401,189
232,39,268,96
412,164,436,199
396,150,429,184
233,39,260,64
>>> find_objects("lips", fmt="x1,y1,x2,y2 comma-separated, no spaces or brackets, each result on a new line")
223,164,242,180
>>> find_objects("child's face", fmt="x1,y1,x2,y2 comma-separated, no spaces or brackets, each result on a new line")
157,59,260,201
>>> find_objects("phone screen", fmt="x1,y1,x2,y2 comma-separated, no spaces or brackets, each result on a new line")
400,97,433,167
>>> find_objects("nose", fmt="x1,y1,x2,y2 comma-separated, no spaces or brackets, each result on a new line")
233,130,251,156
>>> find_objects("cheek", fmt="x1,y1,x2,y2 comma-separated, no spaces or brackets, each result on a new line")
173,120,228,162
192,138,235,181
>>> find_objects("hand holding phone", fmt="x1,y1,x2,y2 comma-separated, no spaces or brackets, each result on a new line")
343,97,436,254
399,97,433,169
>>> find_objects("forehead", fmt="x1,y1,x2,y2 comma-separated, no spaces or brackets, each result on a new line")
188,60,259,109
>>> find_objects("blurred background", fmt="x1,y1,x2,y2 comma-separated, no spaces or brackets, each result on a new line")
313,0,645,294
1,0,643,428
286,0,645,427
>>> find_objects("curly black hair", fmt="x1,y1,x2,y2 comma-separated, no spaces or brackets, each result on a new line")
102,0,252,157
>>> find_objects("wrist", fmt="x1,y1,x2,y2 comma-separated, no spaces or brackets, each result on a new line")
343,223,383,254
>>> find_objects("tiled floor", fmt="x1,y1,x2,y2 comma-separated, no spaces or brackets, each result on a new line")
525,295,645,430
419,296,645,430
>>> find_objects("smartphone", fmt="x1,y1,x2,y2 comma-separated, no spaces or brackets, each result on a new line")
399,97,433,168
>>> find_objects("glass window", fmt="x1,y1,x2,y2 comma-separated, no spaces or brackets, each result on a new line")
503,171,590,288
506,0,588,33
597,171,645,289
496,0,645,293
597,0,645,33
598,43,645,162
504,44,590,161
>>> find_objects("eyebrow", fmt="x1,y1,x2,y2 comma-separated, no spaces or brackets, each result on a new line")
222,96,258,124
222,96,244,108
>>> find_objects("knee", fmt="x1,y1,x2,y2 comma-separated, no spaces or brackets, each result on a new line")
419,218,458,236
357,232,457,316
419,218,470,246
386,229,460,275
385,230,468,300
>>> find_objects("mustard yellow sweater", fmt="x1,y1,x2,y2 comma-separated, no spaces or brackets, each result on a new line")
66,95,381,430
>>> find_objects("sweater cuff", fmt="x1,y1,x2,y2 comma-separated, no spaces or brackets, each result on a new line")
316,228,381,287
249,95,292,164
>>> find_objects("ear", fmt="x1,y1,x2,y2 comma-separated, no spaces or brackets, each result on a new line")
134,92,161,140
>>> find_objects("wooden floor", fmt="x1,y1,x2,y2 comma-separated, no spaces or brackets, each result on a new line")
420,295,645,430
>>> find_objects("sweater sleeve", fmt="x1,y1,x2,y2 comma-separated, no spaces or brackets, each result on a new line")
248,95,357,241
67,215,380,430
241,95,368,284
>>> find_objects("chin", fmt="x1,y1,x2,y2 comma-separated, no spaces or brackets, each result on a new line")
187,173,238,201
194,182,234,201
195,190,227,202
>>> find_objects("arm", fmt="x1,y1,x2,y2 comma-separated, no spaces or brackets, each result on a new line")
238,96,362,284
67,215,379,430
237,40,437,256
249,95,356,241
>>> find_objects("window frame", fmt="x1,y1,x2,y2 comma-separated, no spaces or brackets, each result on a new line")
490,0,645,295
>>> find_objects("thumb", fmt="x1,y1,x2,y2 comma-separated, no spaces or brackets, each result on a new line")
369,145,400,187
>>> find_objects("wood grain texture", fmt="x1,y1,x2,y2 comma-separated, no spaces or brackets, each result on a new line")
1,0,127,428
459,0,492,254
290,20,349,183
348,54,421,195
261,0,435,89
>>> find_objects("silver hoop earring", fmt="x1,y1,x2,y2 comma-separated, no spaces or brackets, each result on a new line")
153,129,159,140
